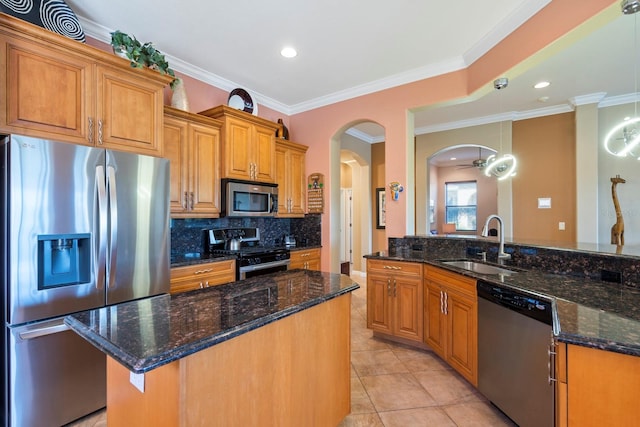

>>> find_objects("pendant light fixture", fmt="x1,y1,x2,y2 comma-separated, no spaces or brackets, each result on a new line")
484,77,517,180
604,0,640,157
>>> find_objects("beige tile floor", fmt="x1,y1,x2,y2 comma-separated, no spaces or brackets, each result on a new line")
68,274,516,427
340,274,516,427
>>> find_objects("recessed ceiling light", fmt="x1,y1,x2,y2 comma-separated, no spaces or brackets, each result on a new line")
450,157,457,161
280,47,297,58
534,81,550,89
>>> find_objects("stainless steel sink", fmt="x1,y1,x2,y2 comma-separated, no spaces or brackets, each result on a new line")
441,260,518,276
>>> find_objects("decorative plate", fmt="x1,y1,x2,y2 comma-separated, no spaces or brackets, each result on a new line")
227,88,257,115
0,0,86,43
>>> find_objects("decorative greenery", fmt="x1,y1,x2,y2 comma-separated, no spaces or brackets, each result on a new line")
110,30,178,89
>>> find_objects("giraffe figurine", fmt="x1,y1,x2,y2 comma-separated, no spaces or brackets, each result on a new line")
611,175,626,246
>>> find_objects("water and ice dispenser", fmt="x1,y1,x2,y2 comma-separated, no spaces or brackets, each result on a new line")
37,234,91,289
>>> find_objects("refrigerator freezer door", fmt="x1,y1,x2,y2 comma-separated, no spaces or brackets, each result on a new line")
3,136,105,325
105,150,170,305
7,316,106,427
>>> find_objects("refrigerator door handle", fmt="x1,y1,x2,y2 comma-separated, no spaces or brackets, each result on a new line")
96,165,107,291
107,165,118,289
19,319,70,340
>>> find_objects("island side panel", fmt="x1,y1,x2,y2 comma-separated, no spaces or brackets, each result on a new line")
106,357,180,426
181,293,352,427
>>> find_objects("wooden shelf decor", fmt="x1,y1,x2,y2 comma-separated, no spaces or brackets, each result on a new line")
307,173,324,213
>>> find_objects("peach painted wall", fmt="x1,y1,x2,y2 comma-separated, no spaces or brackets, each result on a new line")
512,113,576,243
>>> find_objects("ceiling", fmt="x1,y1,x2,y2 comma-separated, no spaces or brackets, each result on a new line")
66,0,633,144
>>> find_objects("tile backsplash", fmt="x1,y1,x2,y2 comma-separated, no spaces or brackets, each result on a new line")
171,214,321,258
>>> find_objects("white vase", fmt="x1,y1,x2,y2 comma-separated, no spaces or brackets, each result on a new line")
171,79,190,112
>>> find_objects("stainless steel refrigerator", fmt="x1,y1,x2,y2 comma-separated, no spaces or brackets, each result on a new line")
1,135,170,427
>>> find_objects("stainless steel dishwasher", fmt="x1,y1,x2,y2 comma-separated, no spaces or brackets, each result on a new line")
477,280,554,427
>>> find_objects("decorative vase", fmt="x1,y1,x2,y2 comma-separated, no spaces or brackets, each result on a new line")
112,47,128,60
171,79,190,112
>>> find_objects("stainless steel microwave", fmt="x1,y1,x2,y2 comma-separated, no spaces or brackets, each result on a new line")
221,179,278,217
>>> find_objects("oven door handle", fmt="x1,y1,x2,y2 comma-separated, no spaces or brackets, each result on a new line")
240,259,290,273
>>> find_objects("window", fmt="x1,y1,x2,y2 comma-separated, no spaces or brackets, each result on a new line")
445,181,477,231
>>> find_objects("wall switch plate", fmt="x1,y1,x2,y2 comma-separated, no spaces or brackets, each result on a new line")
559,222,565,230
538,198,552,209
130,371,145,393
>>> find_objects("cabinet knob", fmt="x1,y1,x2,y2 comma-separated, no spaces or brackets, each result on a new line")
183,191,188,210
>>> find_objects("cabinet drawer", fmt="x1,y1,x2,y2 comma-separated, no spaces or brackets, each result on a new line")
424,265,476,297
367,259,422,277
170,260,236,294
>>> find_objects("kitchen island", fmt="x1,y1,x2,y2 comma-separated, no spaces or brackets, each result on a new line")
65,270,359,427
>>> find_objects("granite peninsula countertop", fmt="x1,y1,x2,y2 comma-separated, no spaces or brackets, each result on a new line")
65,270,359,373
365,250,640,357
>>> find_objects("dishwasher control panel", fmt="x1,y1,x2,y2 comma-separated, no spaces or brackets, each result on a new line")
477,281,552,325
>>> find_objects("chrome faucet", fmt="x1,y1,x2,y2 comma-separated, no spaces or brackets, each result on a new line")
481,214,511,264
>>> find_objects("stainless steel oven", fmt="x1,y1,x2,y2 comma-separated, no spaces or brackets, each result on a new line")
239,258,290,280
205,227,290,281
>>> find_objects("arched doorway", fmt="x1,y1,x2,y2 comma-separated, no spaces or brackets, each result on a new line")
329,120,384,274
427,145,498,235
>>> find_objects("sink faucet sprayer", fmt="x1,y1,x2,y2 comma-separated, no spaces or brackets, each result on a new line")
481,214,511,264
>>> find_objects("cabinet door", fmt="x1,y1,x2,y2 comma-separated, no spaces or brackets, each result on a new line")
306,257,321,271
223,117,252,179
2,37,91,143
288,147,306,215
96,65,164,155
275,145,289,214
424,282,446,358
366,274,392,334
446,288,477,385
164,116,189,213
188,122,220,215
393,276,423,342
253,123,276,182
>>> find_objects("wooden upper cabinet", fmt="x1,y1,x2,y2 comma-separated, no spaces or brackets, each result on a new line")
164,106,222,217
199,105,279,183
276,140,308,218
0,14,171,155
95,65,165,155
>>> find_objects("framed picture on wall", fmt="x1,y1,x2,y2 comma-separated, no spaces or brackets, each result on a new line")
376,188,386,229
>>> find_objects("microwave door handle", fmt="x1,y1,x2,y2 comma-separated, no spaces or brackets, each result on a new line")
95,165,107,291
107,165,118,289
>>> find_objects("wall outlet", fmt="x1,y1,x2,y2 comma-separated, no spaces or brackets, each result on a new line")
130,371,145,393
559,222,565,230
601,269,622,284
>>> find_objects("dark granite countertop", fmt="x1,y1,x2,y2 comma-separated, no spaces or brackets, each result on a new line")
65,270,359,373
170,253,236,268
289,245,322,251
365,250,640,357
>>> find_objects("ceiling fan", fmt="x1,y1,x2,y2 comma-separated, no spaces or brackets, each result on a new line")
457,147,487,169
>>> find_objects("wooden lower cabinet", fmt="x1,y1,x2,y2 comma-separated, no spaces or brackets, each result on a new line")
424,265,477,386
170,260,235,294
366,260,423,342
555,342,640,426
289,248,321,271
